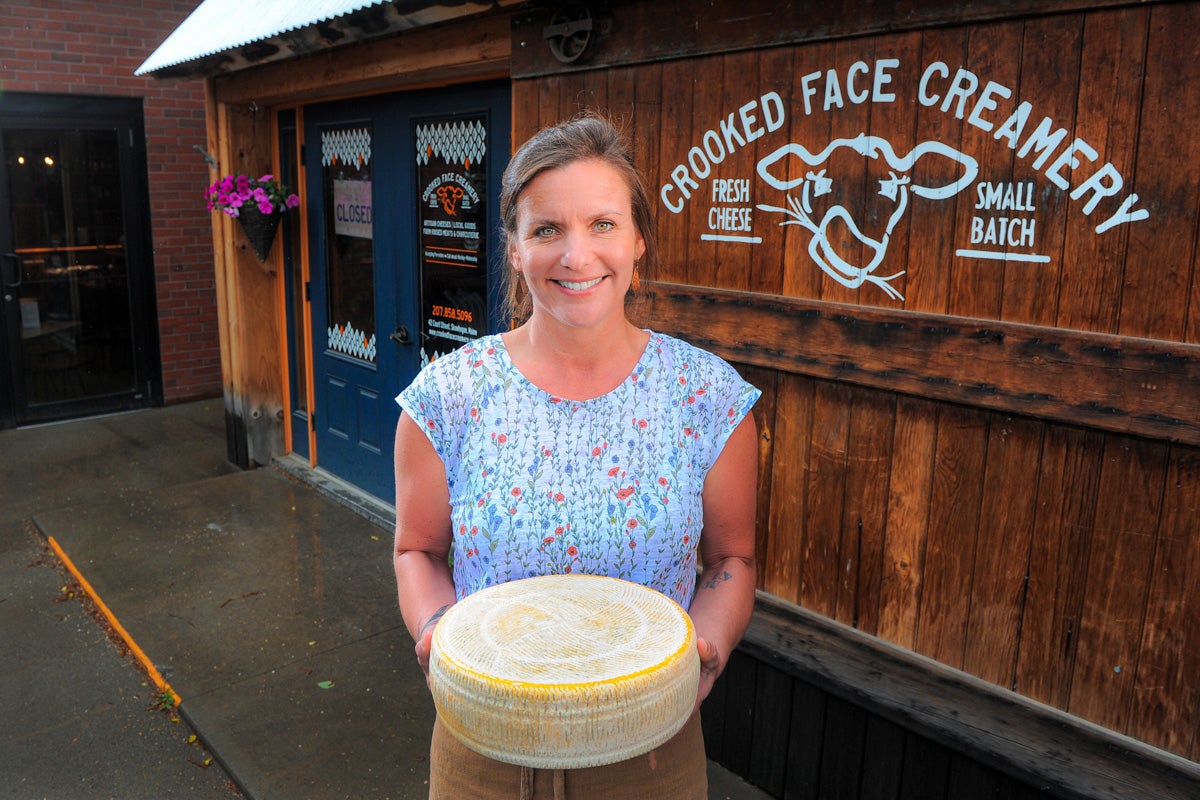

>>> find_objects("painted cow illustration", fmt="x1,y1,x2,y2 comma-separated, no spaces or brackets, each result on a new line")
756,134,977,300
436,183,465,215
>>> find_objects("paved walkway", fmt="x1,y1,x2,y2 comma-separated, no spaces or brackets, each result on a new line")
1,401,242,798
0,400,771,799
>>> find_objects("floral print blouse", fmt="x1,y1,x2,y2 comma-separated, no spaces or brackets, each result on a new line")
395,331,760,609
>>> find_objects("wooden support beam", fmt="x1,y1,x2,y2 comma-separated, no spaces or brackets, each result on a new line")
643,281,1200,446
512,0,1150,79
213,13,512,106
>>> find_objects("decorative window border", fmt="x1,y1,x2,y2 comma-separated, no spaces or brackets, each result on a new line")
415,120,487,169
322,127,372,167
327,321,377,363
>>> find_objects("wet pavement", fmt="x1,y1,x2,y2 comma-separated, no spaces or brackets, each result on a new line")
0,400,772,799
0,402,242,799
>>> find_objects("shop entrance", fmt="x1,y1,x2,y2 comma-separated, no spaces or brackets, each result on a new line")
0,94,160,428
302,83,509,502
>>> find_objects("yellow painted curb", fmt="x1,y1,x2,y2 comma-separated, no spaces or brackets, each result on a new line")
46,535,181,707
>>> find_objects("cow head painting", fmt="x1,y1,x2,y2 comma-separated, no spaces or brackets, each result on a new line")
756,134,978,300
437,183,465,215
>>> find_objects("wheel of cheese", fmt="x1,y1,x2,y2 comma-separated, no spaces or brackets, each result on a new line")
428,573,700,769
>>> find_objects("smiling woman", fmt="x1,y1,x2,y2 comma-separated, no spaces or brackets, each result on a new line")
505,157,645,342
498,115,660,331
392,114,762,799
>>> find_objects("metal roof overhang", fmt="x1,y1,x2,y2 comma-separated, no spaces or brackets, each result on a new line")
137,0,520,79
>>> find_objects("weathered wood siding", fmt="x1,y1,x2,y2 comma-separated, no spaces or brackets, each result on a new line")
512,0,1200,760
203,12,513,467
206,89,286,467
704,652,1056,800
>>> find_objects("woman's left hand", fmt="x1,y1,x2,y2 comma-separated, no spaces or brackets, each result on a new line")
694,636,722,712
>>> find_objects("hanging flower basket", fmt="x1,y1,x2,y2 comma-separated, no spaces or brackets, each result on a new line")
204,173,300,263
236,205,282,261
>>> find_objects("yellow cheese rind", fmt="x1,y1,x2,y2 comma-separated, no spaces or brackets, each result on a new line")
429,574,700,769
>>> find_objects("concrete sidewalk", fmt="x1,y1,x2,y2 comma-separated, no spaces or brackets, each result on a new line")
0,400,243,798
0,400,771,799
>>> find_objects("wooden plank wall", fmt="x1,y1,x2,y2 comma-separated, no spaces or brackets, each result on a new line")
206,90,286,467
511,0,1200,761
702,651,1056,800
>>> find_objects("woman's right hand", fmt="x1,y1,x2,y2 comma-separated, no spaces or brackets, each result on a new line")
414,602,450,686
415,626,434,685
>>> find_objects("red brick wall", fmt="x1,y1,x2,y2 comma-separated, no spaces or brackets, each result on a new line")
0,0,222,403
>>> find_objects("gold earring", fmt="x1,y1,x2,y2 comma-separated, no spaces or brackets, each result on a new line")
631,261,641,293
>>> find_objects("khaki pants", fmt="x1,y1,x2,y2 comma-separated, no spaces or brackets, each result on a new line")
429,711,708,799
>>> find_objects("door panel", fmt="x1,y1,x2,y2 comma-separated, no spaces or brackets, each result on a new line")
0,94,159,428
306,113,392,496
302,83,508,503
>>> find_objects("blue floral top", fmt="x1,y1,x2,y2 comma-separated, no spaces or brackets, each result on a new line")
395,331,760,609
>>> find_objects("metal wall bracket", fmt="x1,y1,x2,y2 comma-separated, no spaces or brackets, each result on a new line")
544,2,606,64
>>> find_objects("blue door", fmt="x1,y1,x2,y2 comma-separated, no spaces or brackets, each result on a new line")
304,83,509,502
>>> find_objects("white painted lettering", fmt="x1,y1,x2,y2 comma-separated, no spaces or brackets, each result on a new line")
688,146,712,179
1046,138,1098,191
660,91,786,213
974,181,1036,212
976,183,992,210
801,70,821,115
708,206,753,231
1015,217,1035,247
661,164,699,214
848,61,870,104
919,61,949,107
703,129,727,165
736,100,762,143
1070,163,1122,215
971,216,1036,247
762,91,785,132
967,80,1013,133
993,101,1032,149
712,179,750,203
981,184,999,210
824,68,845,110
720,114,746,154
874,58,899,102
805,59,905,109
659,67,1148,237
660,183,684,214
1017,117,1069,171
1015,181,1035,211
1095,193,1150,234
671,164,699,197
942,67,980,119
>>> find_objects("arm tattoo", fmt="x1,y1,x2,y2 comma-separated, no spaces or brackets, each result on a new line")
420,604,450,637
701,570,734,591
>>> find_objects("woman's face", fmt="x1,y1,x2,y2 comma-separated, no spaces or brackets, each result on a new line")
509,158,646,334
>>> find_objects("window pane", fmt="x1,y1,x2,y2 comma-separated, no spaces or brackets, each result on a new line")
321,126,375,364
6,128,135,405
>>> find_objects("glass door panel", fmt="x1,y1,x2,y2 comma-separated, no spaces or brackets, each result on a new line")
322,126,376,365
306,116,391,496
4,128,135,410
